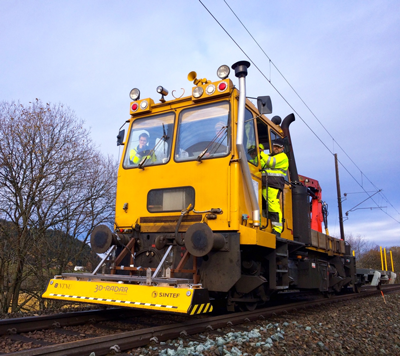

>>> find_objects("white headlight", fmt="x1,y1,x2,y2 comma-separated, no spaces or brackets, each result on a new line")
192,86,204,98
206,84,216,95
217,65,230,79
129,88,140,101
140,100,148,110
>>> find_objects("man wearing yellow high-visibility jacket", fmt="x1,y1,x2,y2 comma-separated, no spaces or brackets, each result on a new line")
260,138,289,237
130,133,157,165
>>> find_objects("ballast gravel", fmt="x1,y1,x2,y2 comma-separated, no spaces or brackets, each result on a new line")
130,292,400,356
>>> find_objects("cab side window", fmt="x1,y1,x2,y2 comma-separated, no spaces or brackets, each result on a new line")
256,118,270,158
270,130,279,150
244,109,258,166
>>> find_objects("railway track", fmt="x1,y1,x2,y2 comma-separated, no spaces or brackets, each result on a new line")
0,308,143,336
1,284,399,356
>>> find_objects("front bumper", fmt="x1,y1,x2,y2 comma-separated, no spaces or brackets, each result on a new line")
42,278,212,314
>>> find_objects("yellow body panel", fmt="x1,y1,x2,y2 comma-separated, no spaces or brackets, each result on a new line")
282,185,294,237
116,156,233,231
118,94,234,232
116,87,295,245
43,279,212,314
239,225,276,249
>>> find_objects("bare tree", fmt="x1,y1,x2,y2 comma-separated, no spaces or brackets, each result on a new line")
343,233,399,282
0,100,116,313
28,154,117,310
345,233,375,260
357,246,382,270
387,246,400,273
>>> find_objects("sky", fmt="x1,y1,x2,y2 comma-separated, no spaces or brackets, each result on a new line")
1,0,400,247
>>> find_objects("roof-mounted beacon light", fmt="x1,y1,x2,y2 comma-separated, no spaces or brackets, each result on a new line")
156,86,169,103
217,65,230,79
271,116,282,125
129,88,140,101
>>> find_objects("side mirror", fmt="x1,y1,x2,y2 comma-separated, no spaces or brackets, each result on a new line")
117,129,125,146
257,96,272,115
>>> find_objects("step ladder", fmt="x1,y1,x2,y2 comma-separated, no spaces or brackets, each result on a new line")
268,240,289,290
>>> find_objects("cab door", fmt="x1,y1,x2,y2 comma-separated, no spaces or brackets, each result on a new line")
243,108,263,221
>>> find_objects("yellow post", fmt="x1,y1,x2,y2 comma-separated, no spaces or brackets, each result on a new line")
390,250,395,272
384,248,388,271
380,246,384,271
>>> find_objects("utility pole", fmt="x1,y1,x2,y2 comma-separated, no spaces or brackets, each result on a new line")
334,154,345,241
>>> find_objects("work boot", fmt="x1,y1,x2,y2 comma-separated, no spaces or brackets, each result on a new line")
272,230,281,238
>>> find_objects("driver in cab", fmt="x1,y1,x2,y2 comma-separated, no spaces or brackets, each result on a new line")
130,132,157,165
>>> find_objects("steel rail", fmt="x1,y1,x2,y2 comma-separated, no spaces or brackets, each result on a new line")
0,308,141,336
7,285,400,356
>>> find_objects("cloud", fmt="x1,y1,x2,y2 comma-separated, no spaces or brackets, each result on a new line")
333,218,400,248
1,0,399,245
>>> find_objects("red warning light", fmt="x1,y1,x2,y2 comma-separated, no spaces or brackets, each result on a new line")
131,103,138,111
218,82,227,92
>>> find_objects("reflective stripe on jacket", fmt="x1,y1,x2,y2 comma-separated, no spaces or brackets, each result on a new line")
260,151,289,190
130,147,157,164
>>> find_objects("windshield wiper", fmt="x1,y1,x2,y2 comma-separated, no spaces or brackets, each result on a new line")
196,125,228,162
197,148,208,162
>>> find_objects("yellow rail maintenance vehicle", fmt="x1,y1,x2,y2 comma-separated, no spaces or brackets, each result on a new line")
43,61,359,314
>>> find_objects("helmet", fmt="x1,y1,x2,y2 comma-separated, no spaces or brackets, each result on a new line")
259,143,264,150
272,138,284,148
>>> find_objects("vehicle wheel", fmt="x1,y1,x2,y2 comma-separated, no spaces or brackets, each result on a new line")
229,290,259,312
238,294,258,311
323,291,333,298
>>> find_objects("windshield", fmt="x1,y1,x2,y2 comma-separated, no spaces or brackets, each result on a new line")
175,102,230,161
123,112,175,168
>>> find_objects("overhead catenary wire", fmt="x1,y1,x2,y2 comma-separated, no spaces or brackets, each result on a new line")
344,191,377,195
198,0,400,223
222,1,400,222
198,0,333,154
223,1,400,219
